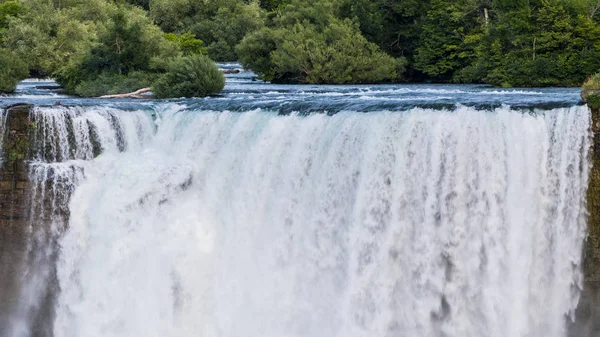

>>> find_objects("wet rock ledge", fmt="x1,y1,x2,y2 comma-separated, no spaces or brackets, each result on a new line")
0,103,33,334
574,91,600,337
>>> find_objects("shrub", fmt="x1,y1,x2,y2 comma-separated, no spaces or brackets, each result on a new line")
453,62,487,84
0,48,29,93
152,55,225,98
585,93,600,110
236,27,279,80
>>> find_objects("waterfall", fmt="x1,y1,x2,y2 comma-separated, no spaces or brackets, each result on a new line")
6,106,155,337
8,105,592,337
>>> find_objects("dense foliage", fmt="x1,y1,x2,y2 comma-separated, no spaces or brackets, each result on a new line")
237,0,404,83
153,55,225,98
148,0,264,61
0,47,28,92
49,4,177,96
2,0,600,91
0,0,217,96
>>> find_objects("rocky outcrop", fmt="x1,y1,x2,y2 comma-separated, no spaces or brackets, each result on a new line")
573,93,600,337
0,103,33,335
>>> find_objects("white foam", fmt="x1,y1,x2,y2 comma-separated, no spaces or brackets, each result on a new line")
42,105,590,337
3,105,590,337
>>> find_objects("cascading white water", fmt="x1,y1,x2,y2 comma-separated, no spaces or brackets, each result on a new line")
6,106,155,337
10,104,590,337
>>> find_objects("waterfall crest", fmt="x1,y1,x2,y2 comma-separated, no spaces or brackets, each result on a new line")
5,105,592,337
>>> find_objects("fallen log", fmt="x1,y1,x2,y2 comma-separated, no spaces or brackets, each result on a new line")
99,87,152,99
221,69,241,74
35,85,63,90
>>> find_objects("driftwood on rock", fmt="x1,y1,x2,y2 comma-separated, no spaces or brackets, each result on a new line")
99,87,152,99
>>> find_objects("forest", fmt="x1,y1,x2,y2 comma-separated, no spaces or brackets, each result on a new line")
2,0,600,96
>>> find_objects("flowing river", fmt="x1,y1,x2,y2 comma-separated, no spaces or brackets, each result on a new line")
0,65,592,337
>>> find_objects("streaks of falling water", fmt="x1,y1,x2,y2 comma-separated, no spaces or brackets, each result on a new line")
41,105,591,337
6,106,156,337
28,106,156,162
4,104,592,337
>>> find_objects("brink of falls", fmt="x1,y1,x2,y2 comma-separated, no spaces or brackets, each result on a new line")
0,101,593,337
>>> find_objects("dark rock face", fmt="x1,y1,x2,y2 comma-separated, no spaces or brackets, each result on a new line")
572,97,600,337
585,106,600,285
0,104,33,335
573,282,600,337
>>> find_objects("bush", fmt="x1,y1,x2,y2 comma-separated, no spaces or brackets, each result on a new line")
0,48,29,93
453,62,487,84
152,55,225,98
585,93,600,110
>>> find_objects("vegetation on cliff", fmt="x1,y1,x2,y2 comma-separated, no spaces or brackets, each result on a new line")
2,0,600,90
583,73,600,91
583,73,600,110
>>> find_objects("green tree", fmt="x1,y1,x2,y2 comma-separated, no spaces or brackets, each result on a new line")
147,0,265,61
148,0,192,32
164,32,207,56
237,0,404,83
57,4,182,96
270,19,403,83
0,48,28,92
0,1,22,30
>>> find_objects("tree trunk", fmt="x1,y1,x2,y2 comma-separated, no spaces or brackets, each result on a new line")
99,87,152,99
